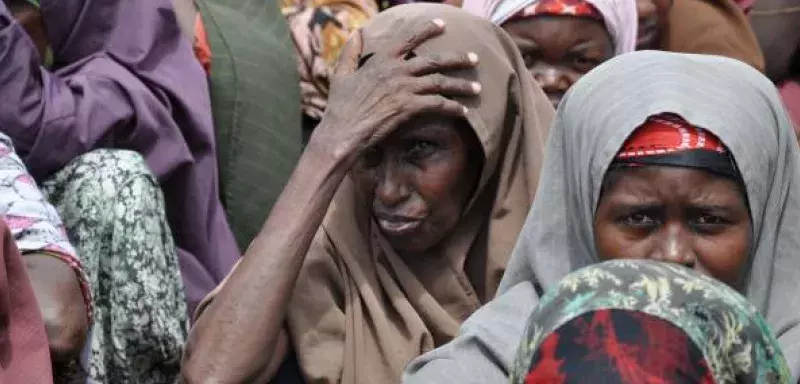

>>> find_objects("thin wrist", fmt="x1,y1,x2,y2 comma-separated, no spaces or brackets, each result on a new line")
305,122,361,169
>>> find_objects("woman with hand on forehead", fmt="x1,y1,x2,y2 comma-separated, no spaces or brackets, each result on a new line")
182,4,554,383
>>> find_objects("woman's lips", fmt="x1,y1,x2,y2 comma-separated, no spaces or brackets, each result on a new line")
376,215,423,236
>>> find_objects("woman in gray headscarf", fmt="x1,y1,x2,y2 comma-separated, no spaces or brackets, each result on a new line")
404,50,800,382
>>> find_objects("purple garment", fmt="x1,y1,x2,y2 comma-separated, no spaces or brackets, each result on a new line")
0,0,241,311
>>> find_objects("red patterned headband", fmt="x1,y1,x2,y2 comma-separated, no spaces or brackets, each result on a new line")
613,114,740,180
616,114,727,159
507,0,603,23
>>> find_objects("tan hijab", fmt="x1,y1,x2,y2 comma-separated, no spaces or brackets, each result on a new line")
288,4,551,383
195,4,552,382
662,0,765,72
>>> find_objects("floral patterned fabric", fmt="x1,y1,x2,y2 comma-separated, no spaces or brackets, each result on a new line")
42,150,188,383
524,309,716,383
284,0,378,119
510,260,792,384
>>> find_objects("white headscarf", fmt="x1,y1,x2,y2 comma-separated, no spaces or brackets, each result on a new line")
405,50,800,383
461,0,637,56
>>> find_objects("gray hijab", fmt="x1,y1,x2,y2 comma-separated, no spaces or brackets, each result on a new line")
404,50,800,383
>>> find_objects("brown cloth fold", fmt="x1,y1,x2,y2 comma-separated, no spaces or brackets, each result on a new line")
195,4,554,383
662,0,765,72
0,220,53,383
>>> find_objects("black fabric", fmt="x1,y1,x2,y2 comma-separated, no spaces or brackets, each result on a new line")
613,150,741,181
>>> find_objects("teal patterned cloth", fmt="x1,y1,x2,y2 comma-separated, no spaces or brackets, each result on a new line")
510,260,792,383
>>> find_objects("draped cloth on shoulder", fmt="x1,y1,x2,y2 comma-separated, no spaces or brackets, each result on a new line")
404,50,800,383
195,4,554,383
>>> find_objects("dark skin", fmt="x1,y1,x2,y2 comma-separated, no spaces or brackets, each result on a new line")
635,0,674,50
3,0,88,363
503,16,613,109
182,20,482,384
352,114,481,255
594,166,752,290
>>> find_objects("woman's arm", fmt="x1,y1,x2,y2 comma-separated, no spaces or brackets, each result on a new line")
182,20,481,384
0,133,90,362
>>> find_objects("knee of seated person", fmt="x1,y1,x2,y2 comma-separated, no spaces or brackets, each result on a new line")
72,150,160,195
77,149,153,180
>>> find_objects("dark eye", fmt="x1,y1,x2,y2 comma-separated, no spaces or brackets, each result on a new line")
571,56,601,72
620,213,656,228
521,51,541,68
692,214,730,233
406,140,436,160
358,147,382,169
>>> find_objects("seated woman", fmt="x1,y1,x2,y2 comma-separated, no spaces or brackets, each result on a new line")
404,50,800,382
1,0,239,313
182,4,553,383
463,0,637,109
511,260,791,383
0,129,187,381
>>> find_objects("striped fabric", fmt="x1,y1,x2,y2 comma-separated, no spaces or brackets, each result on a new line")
196,0,303,249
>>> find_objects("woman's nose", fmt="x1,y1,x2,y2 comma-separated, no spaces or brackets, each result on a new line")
374,162,410,208
530,65,571,94
651,223,696,267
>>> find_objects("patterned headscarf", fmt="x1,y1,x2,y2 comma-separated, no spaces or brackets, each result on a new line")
510,260,792,383
611,113,741,180
506,0,603,23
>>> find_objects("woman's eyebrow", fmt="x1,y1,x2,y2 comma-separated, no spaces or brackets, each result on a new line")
568,40,605,53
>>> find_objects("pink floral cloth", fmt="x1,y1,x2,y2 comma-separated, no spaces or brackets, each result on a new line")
0,133,91,321
780,80,800,134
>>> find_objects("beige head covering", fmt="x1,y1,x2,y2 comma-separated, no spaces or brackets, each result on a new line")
285,4,553,383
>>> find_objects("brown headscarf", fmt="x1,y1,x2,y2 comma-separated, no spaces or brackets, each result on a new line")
194,4,553,382
288,4,552,383
661,0,765,72
0,220,53,383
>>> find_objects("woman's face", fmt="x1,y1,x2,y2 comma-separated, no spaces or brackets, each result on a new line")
636,0,673,50
503,16,613,109
351,114,482,255
594,166,752,289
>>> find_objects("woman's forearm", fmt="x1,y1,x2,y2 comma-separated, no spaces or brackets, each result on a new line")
183,129,355,383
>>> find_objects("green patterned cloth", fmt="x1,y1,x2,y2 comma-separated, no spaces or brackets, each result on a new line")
196,0,303,249
511,260,792,384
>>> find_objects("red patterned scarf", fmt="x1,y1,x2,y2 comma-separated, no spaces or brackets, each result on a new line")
612,114,740,180
507,0,603,23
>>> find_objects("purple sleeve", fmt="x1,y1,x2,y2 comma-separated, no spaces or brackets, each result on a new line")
0,0,242,310
0,1,196,180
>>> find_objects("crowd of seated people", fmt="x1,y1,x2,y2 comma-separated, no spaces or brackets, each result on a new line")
0,0,798,382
